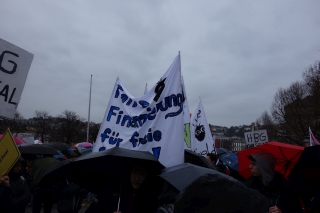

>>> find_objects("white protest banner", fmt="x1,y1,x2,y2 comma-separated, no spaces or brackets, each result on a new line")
0,38,33,119
244,129,269,148
190,100,215,155
181,76,191,149
93,55,185,167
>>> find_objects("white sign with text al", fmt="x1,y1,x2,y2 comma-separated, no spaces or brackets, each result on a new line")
0,38,33,119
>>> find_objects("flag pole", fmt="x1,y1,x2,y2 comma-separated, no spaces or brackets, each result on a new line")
87,75,92,142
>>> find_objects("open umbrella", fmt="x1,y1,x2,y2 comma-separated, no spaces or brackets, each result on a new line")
160,163,218,192
70,146,165,193
238,141,304,179
219,152,238,171
174,173,270,213
34,140,43,144
19,144,59,155
48,142,69,151
216,148,230,157
184,149,216,170
0,134,27,145
75,142,92,148
159,163,270,213
38,159,72,187
288,145,320,206
77,147,93,155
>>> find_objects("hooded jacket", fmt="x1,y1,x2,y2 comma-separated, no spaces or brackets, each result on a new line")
245,151,303,213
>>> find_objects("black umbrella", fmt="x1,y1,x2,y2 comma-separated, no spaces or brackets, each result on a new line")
47,142,69,151
184,149,216,170
19,144,59,155
160,163,218,192
70,146,165,193
288,145,320,205
38,159,72,187
173,172,270,213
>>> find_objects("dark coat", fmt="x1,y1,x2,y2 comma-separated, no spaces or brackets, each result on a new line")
0,175,31,213
27,157,58,192
245,172,303,213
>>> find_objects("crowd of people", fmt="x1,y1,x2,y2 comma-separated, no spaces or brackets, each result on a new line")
0,146,319,213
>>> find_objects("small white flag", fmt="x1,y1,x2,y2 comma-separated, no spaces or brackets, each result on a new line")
191,100,215,155
309,127,320,146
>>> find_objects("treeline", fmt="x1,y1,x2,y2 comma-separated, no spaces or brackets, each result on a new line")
0,110,100,145
256,60,320,145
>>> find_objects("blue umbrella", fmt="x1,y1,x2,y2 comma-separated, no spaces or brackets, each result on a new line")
219,152,238,171
216,148,230,157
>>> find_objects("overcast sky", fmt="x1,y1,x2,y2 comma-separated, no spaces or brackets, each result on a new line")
1,0,320,127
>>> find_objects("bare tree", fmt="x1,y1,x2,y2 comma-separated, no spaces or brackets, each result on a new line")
88,122,100,143
55,110,86,145
34,110,52,143
256,111,277,141
270,81,309,145
0,112,25,135
302,60,320,137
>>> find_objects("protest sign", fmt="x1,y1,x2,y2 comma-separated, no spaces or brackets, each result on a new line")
93,55,185,167
0,38,34,119
0,129,21,180
244,129,269,148
190,100,216,155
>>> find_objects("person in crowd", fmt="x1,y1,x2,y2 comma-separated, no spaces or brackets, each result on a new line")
85,164,158,213
81,192,95,207
156,181,179,213
206,153,229,174
24,154,58,213
0,159,31,213
57,178,88,213
244,151,303,213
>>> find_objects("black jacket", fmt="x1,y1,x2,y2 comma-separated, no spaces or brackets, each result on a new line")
245,172,303,213
0,174,31,213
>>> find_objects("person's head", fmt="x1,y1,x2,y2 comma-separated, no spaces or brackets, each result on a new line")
248,155,262,177
130,165,148,189
11,161,22,174
206,153,218,165
22,154,36,167
248,151,276,185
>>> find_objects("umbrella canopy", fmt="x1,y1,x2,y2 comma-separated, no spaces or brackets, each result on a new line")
160,163,221,192
216,148,230,157
238,141,304,179
184,149,216,170
0,134,27,145
173,172,270,213
77,147,92,155
288,145,320,204
38,159,72,187
70,146,165,193
219,152,238,171
19,144,59,155
48,142,69,151
75,142,92,148
34,140,43,144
